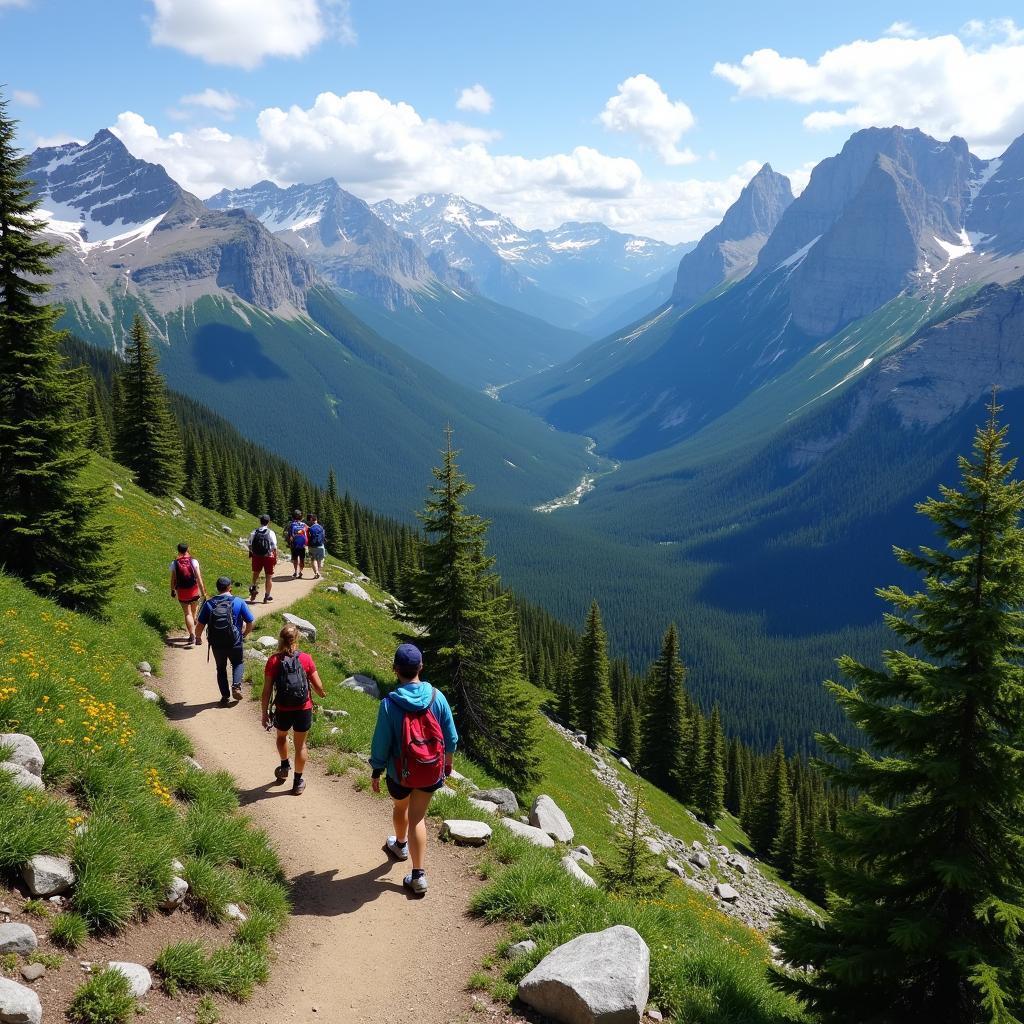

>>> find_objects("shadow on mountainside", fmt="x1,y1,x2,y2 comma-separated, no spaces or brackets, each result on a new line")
191,323,287,383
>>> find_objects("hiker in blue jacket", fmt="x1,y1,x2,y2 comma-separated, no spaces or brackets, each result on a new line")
370,643,458,896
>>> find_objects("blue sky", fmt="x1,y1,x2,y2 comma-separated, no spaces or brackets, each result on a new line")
4,0,1023,240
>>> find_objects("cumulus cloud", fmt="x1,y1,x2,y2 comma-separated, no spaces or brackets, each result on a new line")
456,84,493,114
599,74,697,165
12,89,40,107
713,22,1024,155
148,0,353,69
884,21,920,39
179,88,242,118
0,0,29,8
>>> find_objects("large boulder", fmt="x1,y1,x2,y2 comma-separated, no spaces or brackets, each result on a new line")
499,819,555,849
560,855,597,888
715,883,740,903
440,820,492,846
282,613,316,642
341,675,381,699
530,795,574,842
468,797,501,815
342,582,372,603
22,855,75,897
0,977,42,1024
0,735,42,777
107,963,152,998
688,851,711,870
474,788,518,814
0,763,43,792
0,924,37,954
518,925,650,1024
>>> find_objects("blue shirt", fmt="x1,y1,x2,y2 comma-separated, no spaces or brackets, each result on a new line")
197,594,254,635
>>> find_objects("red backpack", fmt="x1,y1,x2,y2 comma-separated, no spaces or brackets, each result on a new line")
389,689,445,788
174,554,196,588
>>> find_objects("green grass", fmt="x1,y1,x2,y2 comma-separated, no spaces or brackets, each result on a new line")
68,967,137,1024
181,858,236,923
195,995,220,1024
27,951,65,969
20,898,52,918
0,953,16,975
154,938,269,1000
50,911,89,949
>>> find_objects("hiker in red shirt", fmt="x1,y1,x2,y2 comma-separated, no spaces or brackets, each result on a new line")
169,542,207,648
261,624,325,795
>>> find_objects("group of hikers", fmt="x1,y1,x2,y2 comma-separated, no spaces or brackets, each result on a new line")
167,513,457,896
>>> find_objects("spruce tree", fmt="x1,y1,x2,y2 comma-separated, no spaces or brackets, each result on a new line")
86,381,112,457
792,805,826,905
771,799,801,879
640,624,688,797
0,94,117,614
774,401,1024,1024
600,786,668,899
697,704,726,824
748,739,790,858
681,704,705,805
113,314,182,496
408,428,540,789
617,697,641,764
572,600,615,748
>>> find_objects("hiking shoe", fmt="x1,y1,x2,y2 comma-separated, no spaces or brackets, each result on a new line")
249,584,258,601
292,777,306,795
298,573,305,579
186,636,195,648
274,764,290,782
403,872,428,896
231,686,243,702
218,697,231,707
384,836,409,861
263,595,274,603
194,635,202,646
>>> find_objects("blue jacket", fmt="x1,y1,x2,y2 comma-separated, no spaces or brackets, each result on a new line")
370,681,458,781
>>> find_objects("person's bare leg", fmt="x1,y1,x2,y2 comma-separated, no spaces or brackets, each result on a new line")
275,730,289,762
182,601,196,638
265,568,273,598
407,789,433,871
392,794,410,844
293,730,309,774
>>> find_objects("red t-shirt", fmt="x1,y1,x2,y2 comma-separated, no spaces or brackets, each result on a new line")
265,651,316,711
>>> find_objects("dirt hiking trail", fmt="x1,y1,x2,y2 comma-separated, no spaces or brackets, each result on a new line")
157,574,495,1024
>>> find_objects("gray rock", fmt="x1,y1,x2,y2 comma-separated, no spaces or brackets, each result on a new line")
499,819,555,848
432,786,459,800
112,482,123,493
329,727,340,736
507,939,537,958
665,858,686,879
0,735,43,777
440,820,492,846
220,525,232,534
715,883,740,903
173,497,186,510
160,876,188,911
22,855,75,897
136,662,152,675
342,582,372,603
715,845,730,857
257,635,278,649
691,840,704,851
518,925,650,1024
560,855,597,888
729,856,751,875
474,788,519,814
618,756,632,770
171,859,185,873
134,584,148,594
531,795,574,842
644,838,664,856
648,1008,664,1022
322,708,349,720
688,851,711,870
569,846,595,867
324,586,339,593
341,675,381,699
140,688,161,703
0,976,42,1024
183,755,204,772
224,903,247,922
448,769,476,789
107,962,152,998
244,648,268,663
0,924,38,954
282,612,316,641
18,964,45,983
468,798,501,815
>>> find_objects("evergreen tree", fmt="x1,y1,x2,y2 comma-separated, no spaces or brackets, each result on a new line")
86,380,112,457
407,428,539,789
774,402,1024,1024
640,624,689,797
572,600,615,748
600,786,668,899
748,739,790,858
113,314,182,496
326,466,339,502
697,704,726,824
771,799,801,879
617,697,641,764
792,805,827,905
0,94,117,614
725,736,744,816
681,704,705,805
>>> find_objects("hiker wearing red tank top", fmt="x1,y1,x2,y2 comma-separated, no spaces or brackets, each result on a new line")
369,643,458,897
169,542,207,648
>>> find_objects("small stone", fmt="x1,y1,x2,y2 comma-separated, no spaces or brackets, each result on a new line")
244,648,268,663
644,838,664,856
648,1007,664,1021
440,820,492,846
0,923,38,954
46,896,64,907
322,709,348,720
689,851,711,870
257,635,278,649
329,727,340,736
507,939,537,958
140,689,160,703
134,584,148,594
160,876,188,911
618,756,632,770
499,819,555,848
560,855,597,888
224,903,247,922
715,845,729,857
468,798,501,815
715,883,740,903
173,497,186,510
282,613,316,642
432,786,459,800
113,482,123,493
324,586,339,593
107,962,152,998
341,582,372,603
473,788,518,814
22,855,75,897
221,525,232,535
19,963,45,983
665,858,686,879
569,846,595,867
729,856,751,875
448,769,476,789
341,675,381,699
0,976,42,1024
0,735,43,777
136,662,152,675
183,756,204,772
171,859,184,873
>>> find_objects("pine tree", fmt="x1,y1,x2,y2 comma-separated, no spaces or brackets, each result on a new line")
617,697,641,764
408,428,539,789
697,704,726,824
792,805,826,905
748,739,790,858
572,601,615,748
113,314,182,496
771,799,801,879
600,786,668,899
640,624,688,798
725,736,744,816
0,94,117,614
774,401,1024,1024
86,380,112,457
681,704,705,805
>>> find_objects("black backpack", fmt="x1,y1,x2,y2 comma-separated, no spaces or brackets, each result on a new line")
251,529,272,557
274,653,309,706
206,595,241,650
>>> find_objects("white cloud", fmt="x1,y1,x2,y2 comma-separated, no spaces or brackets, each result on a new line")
0,0,29,8
32,133,86,148
12,89,40,107
713,22,1024,156
456,84,493,114
148,0,352,69
179,88,242,118
884,21,919,39
599,74,697,165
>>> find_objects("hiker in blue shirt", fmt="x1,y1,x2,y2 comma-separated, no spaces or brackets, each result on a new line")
370,643,458,897
195,576,254,706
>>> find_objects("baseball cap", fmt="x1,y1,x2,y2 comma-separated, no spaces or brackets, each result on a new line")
393,643,423,675
259,514,270,525
216,576,233,591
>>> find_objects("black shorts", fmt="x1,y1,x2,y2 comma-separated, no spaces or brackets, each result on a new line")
274,707,312,733
386,775,445,800
291,546,306,560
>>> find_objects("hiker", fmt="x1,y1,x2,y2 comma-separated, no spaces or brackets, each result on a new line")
286,509,309,579
261,624,326,795
248,514,278,603
307,514,326,579
195,576,254,705
169,543,207,648
370,643,458,896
